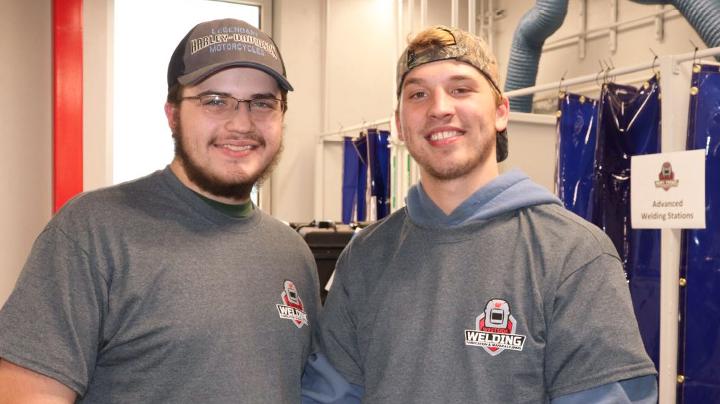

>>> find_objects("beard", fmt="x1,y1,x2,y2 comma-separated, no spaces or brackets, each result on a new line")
171,113,282,201
413,132,494,181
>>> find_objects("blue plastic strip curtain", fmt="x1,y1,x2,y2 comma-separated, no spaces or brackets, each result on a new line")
555,92,598,221
368,129,391,220
678,63,720,404
354,135,368,222
592,76,662,370
341,135,368,224
342,137,359,224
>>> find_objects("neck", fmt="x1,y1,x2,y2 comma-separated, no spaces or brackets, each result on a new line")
169,160,250,205
420,164,499,215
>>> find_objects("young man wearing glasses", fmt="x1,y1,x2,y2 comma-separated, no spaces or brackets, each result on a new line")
302,26,657,403
0,19,319,402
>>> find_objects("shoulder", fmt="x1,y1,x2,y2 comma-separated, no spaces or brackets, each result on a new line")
346,209,407,250
57,171,164,217
526,203,618,256
332,209,408,283
517,204,622,280
47,171,169,242
258,212,307,240
256,212,315,255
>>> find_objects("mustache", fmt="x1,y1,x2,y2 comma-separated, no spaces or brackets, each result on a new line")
211,133,266,147
170,109,266,147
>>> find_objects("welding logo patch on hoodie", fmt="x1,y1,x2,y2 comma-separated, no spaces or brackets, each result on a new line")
464,298,526,356
276,280,308,328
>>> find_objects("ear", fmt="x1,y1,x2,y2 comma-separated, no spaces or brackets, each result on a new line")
494,96,510,133
164,102,178,132
394,109,405,142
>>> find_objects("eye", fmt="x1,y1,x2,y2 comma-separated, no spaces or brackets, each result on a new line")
407,90,427,100
250,99,277,111
451,87,474,96
200,95,229,108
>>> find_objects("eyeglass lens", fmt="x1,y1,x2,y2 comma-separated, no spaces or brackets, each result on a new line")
197,94,283,119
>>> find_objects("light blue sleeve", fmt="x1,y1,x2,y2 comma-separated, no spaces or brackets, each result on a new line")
301,353,364,404
300,352,655,404
551,375,657,404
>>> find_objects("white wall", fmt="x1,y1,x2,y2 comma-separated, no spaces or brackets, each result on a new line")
501,112,557,191
271,0,324,223
85,0,113,191
0,0,52,306
324,0,397,128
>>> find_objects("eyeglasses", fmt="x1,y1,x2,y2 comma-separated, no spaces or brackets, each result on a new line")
180,94,286,120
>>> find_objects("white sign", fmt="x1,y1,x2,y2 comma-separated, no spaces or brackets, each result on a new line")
631,149,706,229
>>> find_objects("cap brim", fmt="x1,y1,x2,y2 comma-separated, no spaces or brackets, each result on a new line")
177,62,294,91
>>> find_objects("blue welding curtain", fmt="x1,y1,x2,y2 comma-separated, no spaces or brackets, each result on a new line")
555,92,598,221
678,63,720,404
341,135,368,224
592,76,662,370
367,129,391,220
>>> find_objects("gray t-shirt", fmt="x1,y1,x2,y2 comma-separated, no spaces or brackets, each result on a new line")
317,203,655,403
0,168,320,402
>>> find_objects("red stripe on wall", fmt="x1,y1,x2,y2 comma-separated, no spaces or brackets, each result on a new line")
53,0,83,213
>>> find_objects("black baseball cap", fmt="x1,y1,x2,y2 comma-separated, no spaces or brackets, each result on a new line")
167,18,292,92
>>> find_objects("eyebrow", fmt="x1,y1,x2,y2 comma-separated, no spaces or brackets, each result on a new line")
403,74,478,88
194,90,279,99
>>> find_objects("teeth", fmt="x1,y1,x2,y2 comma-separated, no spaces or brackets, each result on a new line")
429,131,460,141
222,144,253,152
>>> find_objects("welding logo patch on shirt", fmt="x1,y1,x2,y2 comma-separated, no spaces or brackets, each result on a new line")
464,298,526,356
276,280,308,328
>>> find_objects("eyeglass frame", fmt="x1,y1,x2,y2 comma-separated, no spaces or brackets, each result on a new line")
179,92,287,120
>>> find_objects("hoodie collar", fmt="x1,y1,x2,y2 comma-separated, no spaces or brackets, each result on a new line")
406,169,561,228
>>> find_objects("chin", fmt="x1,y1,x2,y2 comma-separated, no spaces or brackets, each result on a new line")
213,165,257,181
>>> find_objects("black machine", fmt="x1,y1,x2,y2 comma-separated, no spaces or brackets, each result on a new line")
292,220,356,303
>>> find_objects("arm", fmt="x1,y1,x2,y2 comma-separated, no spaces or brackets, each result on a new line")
0,224,106,399
302,246,366,403
0,359,76,404
301,353,363,404
551,375,657,404
545,252,657,398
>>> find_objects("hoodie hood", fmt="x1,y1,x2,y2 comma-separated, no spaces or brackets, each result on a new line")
406,169,561,228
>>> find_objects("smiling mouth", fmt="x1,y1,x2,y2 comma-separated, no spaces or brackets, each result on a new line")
220,144,255,152
427,130,462,141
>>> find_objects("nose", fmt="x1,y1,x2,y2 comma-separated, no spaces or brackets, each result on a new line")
225,101,255,132
427,90,454,120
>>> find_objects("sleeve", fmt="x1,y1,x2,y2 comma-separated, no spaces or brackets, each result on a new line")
551,375,658,404
0,225,107,395
544,253,657,398
301,352,364,403
313,248,365,386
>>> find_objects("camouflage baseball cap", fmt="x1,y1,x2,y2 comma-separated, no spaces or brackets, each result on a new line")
167,18,292,92
396,26,508,162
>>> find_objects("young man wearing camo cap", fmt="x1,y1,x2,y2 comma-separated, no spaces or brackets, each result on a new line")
302,25,657,403
0,18,319,402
